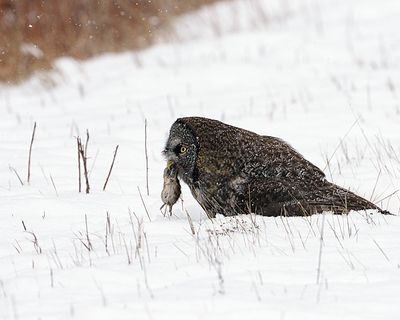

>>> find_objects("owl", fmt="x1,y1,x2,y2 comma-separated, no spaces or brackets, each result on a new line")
162,117,389,218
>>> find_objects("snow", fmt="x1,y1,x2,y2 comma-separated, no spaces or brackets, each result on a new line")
0,0,399,319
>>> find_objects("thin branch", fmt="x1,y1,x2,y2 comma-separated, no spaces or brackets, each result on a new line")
27,122,37,183
103,145,119,191
83,131,90,194
77,133,90,194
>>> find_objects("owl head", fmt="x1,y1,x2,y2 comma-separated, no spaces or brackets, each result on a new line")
163,119,199,184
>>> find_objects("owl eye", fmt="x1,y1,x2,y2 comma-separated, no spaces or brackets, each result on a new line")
180,146,188,154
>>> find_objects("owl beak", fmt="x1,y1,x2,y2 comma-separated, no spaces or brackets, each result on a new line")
167,160,174,170
166,160,178,176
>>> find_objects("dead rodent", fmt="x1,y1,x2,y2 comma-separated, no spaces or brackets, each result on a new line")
160,161,181,215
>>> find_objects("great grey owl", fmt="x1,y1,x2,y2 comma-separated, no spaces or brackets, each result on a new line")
162,117,388,218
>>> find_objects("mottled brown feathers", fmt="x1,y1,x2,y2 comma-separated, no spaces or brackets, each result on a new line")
163,117,387,217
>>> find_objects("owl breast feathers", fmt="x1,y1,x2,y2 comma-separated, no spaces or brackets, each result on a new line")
163,117,388,218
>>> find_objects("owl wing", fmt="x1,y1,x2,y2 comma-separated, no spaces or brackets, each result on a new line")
241,135,326,182
238,135,382,215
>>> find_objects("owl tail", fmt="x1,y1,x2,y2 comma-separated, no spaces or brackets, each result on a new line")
308,181,393,215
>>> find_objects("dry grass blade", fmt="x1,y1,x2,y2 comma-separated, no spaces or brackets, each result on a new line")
137,186,151,222
372,239,390,262
76,133,90,194
185,210,196,235
77,137,82,193
322,119,358,172
50,174,58,197
316,213,325,285
27,121,37,184
9,166,24,186
84,214,93,252
103,145,119,191
144,119,149,196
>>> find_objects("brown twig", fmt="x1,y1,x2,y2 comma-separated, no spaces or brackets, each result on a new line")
77,133,90,193
83,131,90,193
27,122,37,184
103,145,119,191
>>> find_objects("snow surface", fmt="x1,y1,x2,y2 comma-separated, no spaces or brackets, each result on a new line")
1,0,400,319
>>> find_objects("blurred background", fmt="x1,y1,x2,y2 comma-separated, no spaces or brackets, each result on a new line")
0,0,226,83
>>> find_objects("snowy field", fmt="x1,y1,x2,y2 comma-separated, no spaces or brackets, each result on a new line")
1,0,400,319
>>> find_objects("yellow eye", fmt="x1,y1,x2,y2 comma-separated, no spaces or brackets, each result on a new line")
180,146,188,154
